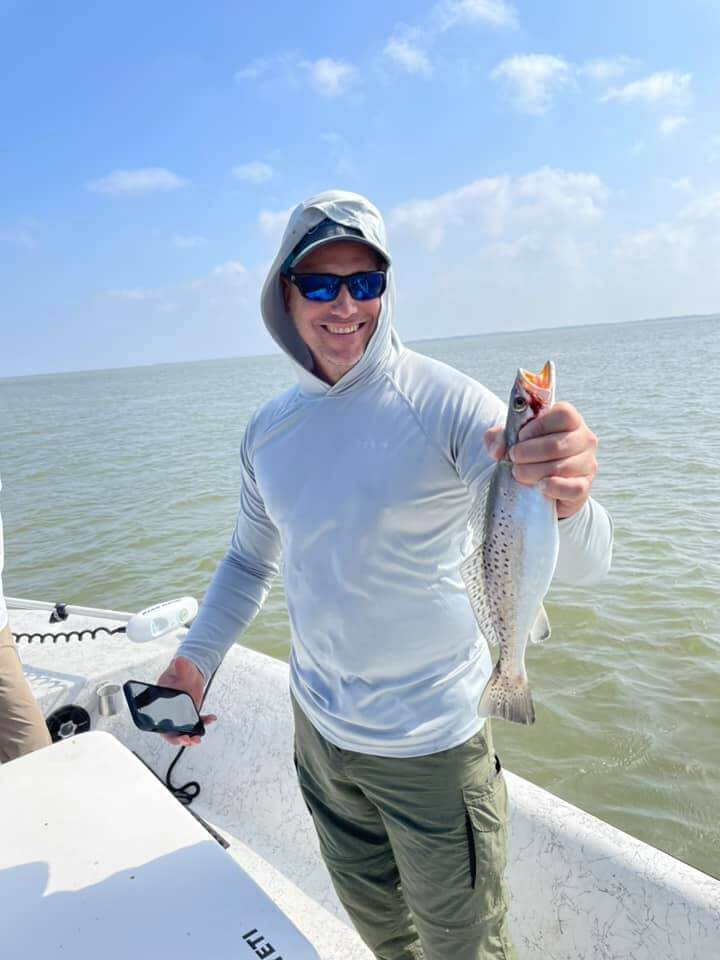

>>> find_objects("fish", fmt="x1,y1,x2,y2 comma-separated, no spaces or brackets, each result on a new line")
461,361,559,725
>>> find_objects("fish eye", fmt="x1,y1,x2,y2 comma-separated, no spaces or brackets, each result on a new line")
512,396,528,412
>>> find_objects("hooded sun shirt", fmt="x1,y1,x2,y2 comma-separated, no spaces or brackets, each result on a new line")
178,189,614,757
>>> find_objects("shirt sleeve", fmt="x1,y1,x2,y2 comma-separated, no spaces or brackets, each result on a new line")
554,497,614,585
176,425,282,682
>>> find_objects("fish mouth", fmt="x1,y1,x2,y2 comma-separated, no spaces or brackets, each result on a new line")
519,361,554,391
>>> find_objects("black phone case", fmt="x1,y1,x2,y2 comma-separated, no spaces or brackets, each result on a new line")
123,680,205,737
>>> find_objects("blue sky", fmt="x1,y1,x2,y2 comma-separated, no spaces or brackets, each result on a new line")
2,0,719,376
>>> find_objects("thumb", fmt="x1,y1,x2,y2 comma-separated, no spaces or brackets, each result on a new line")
173,656,195,677
484,426,506,461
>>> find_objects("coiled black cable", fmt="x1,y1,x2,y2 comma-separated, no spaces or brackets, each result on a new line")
12,626,126,643
13,602,213,810
163,665,218,807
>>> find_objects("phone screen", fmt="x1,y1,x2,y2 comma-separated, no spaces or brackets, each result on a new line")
123,681,205,736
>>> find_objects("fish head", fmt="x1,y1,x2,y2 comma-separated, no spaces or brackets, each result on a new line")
505,361,556,447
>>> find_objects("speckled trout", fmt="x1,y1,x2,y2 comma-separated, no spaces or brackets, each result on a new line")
461,361,559,725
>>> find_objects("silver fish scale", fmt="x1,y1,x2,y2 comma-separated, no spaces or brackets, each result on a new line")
461,463,521,656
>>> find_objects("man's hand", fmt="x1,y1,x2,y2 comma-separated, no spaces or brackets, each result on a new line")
155,656,217,747
484,401,598,520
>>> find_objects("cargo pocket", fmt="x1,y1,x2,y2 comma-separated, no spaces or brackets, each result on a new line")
462,754,508,893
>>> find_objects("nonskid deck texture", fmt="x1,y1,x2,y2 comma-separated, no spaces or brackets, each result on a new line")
7,603,720,959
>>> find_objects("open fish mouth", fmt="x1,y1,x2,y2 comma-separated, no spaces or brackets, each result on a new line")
519,361,553,392
518,361,555,407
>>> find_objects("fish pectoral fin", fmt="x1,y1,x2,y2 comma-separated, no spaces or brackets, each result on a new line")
528,605,551,645
466,473,493,542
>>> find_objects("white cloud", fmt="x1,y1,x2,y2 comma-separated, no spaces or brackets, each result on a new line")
258,206,294,243
390,177,510,248
212,260,248,281
438,0,519,29
601,70,691,105
232,161,275,183
389,167,606,249
171,234,206,249
613,223,694,269
613,191,720,283
302,57,355,97
88,168,188,196
234,54,295,82
385,169,720,340
235,53,355,98
514,168,607,222
491,54,572,113
0,220,36,249
658,114,688,137
385,37,432,75
669,177,692,192
580,56,639,82
680,192,720,223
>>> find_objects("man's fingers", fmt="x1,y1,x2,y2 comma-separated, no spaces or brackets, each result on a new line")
511,450,597,486
538,475,592,516
162,732,193,747
510,428,594,465
159,714,216,748
517,401,582,441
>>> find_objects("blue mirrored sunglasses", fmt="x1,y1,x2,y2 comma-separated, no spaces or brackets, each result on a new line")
289,270,387,302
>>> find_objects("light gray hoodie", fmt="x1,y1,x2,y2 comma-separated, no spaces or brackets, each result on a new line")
178,189,613,757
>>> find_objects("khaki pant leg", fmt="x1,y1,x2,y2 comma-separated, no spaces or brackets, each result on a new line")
292,697,424,960
350,722,518,960
0,623,51,763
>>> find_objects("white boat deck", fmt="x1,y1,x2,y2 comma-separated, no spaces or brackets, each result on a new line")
4,602,720,959
0,732,320,959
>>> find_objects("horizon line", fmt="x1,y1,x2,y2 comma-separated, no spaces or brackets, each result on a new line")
3,310,718,383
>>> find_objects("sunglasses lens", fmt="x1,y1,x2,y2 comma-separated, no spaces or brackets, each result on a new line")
347,272,385,300
295,274,339,301
292,271,386,301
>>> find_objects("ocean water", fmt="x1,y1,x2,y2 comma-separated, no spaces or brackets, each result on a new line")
2,314,718,879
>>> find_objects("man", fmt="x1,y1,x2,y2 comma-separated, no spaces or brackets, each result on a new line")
0,479,52,762
158,190,612,959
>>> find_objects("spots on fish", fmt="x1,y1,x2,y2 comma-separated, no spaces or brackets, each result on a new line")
461,475,520,651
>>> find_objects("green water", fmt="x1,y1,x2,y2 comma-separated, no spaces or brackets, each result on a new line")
2,314,719,878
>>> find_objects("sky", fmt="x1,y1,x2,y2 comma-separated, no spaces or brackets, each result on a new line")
1,0,719,377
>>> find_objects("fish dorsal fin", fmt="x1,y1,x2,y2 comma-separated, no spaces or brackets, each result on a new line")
461,549,502,647
529,605,551,645
466,471,493,544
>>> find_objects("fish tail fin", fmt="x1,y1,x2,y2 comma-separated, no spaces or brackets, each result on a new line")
478,666,536,726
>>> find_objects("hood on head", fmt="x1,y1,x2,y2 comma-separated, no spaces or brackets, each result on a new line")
260,189,399,394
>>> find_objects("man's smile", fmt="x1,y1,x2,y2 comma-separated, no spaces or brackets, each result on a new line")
321,321,365,335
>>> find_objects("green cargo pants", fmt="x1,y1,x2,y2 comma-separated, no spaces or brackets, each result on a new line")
292,696,518,960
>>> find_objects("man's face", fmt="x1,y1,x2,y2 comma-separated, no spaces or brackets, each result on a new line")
282,240,383,385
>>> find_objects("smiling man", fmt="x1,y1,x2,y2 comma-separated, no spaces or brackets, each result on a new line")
159,189,613,960
279,219,387,384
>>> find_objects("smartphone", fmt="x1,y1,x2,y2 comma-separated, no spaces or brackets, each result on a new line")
123,680,205,737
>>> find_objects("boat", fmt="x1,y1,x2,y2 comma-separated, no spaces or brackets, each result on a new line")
2,596,718,959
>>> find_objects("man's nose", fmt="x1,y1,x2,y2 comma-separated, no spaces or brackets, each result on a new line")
329,284,357,318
